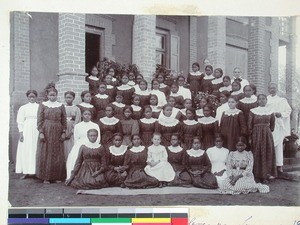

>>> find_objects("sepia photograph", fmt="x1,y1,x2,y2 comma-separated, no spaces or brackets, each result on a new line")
7,10,300,209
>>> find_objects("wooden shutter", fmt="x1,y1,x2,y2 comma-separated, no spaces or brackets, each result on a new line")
170,35,180,72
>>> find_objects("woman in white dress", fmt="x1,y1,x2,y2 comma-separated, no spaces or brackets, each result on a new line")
206,135,229,187
66,109,100,179
15,90,39,179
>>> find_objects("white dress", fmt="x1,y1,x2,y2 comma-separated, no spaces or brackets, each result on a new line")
178,86,192,100
206,146,229,186
66,121,100,179
144,145,175,182
150,89,167,107
15,102,39,174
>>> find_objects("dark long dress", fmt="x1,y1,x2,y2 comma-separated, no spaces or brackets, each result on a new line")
91,94,111,121
150,106,161,119
248,107,277,180
159,84,171,96
231,91,244,101
187,72,204,97
85,76,100,96
166,146,192,186
198,117,219,150
98,117,122,146
211,78,224,97
69,144,108,189
124,146,159,188
237,96,258,123
120,118,139,146
77,103,96,122
156,118,181,146
135,91,150,108
111,102,125,120
105,145,127,186
36,102,67,181
220,110,247,151
170,94,184,109
105,85,116,101
200,75,214,94
131,105,143,120
116,85,135,105
184,149,218,189
139,118,157,146
180,120,201,149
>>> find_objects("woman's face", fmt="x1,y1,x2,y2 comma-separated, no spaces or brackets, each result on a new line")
184,100,192,109
228,98,237,109
177,77,185,86
139,81,147,91
82,110,92,122
132,135,141,147
83,93,92,103
163,106,173,117
205,67,213,75
203,107,211,117
215,138,223,148
136,75,143,84
214,70,222,78
192,64,199,72
244,86,253,97
170,135,179,147
185,110,194,120
115,95,123,103
113,135,123,147
223,78,231,87
27,93,37,103
64,93,74,105
91,67,98,76
232,82,240,91
105,75,113,84
124,108,132,119
108,68,115,76
236,141,246,152
192,138,201,150
133,96,140,106
257,95,267,107
47,91,57,102
157,74,164,84
171,85,179,93
122,76,129,84
105,106,113,117
87,130,98,143
219,94,228,104
167,98,176,107
199,98,208,108
98,84,107,94
150,96,158,105
144,107,152,119
152,81,160,90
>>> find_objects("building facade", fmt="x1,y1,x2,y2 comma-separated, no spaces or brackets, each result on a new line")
9,12,297,162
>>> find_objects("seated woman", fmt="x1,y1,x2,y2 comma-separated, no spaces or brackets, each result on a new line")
206,135,229,187
65,129,108,189
219,136,270,195
184,137,218,189
105,133,128,187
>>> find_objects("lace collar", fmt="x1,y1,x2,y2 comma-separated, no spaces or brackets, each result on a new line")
129,146,145,153
106,84,114,89
99,116,119,125
203,74,214,80
117,84,132,91
109,145,127,156
128,81,136,86
189,71,202,76
187,149,205,157
250,106,273,116
140,118,157,124
224,108,241,116
42,101,63,108
183,120,198,125
198,116,218,124
148,144,165,152
231,90,243,95
158,115,179,127
170,92,181,97
135,89,150,96
131,105,142,111
84,141,101,149
112,102,125,108
239,95,257,104
168,145,183,153
78,102,94,108
219,86,232,92
212,77,223,84
87,76,99,81
150,105,161,112
159,83,167,88
95,93,109,99
196,109,204,116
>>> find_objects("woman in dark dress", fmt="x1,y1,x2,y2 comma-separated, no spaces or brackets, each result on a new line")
77,91,96,122
187,62,203,98
91,83,111,121
200,65,214,94
139,105,157,146
237,85,258,123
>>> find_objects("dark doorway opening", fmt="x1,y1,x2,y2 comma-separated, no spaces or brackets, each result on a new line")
85,32,101,74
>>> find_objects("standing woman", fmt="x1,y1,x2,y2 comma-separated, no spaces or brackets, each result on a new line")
200,65,214,94
237,85,258,123
15,90,39,179
248,94,277,183
187,62,203,98
36,87,67,183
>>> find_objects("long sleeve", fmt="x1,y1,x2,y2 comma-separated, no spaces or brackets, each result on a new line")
238,111,247,137
70,147,84,180
74,106,81,125
226,152,234,177
37,104,44,133
248,111,254,136
99,147,107,173
131,120,139,136
73,124,80,143
16,105,25,132
61,105,67,132
161,147,168,162
270,113,276,132
202,153,212,173
213,121,219,136
123,151,131,169
146,149,153,163
280,98,292,118
105,148,114,170
117,121,123,135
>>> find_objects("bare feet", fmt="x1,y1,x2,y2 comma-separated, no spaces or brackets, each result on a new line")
43,180,50,184
54,180,62,183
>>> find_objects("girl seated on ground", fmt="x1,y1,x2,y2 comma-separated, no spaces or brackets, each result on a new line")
144,132,176,187
219,137,270,195
65,129,108,190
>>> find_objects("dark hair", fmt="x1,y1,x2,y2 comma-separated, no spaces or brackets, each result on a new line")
223,76,231,82
203,103,213,111
184,98,193,104
214,133,224,141
205,65,213,71
162,104,173,111
250,83,257,95
113,132,123,140
87,129,98,135
257,94,267,100
98,82,107,87
82,109,92,115
143,105,152,114
220,90,231,98
192,62,200,69
214,68,223,75
156,73,165,80
136,74,144,79
167,96,176,102
47,87,58,95
132,94,140,103
152,132,162,138
171,82,179,88
106,104,114,111
139,79,148,86
232,81,241,90
64,91,75,98
243,85,252,92
228,95,239,102
90,66,98,73
149,94,158,101
131,134,141,141
151,78,160,89
123,105,133,113
192,136,202,144
176,75,185,82
121,73,129,79
115,91,123,97
170,133,181,142
26,90,38,97
81,90,90,101
186,107,196,116
106,67,115,75
236,136,247,145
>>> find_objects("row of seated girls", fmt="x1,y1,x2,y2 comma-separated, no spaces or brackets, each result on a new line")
15,62,275,195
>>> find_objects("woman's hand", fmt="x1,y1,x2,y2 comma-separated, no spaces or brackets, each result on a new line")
39,133,45,142
19,132,24,142
59,133,66,142
230,175,241,186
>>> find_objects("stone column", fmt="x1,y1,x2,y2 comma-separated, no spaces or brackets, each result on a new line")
189,16,198,69
132,15,156,84
248,17,266,94
57,13,87,104
207,16,226,69
269,17,280,84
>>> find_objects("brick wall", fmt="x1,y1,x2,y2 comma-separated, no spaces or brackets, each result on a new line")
57,13,87,104
207,16,226,69
10,12,31,163
189,16,197,69
248,17,266,94
132,15,156,84
268,17,279,84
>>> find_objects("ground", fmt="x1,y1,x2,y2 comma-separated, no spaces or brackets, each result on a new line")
8,164,300,207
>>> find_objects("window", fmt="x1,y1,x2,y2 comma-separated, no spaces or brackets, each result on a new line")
156,29,169,67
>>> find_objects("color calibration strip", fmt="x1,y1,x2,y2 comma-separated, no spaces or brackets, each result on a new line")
8,208,188,225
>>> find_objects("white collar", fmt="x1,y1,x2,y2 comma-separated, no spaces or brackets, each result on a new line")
198,116,218,124
151,89,164,94
140,118,157,124
117,84,132,90
190,71,202,76
250,106,273,115
196,109,204,116
211,77,223,84
99,116,119,125
84,141,101,149
224,108,241,116
158,115,179,127
267,94,280,99
181,108,187,115
231,90,243,95
219,86,232,92
170,92,180,97
131,105,142,111
128,81,136,86
168,145,183,153
150,105,161,112
79,102,94,108
159,83,167,88
129,146,145,153
187,149,205,157
112,102,125,107
95,93,109,99
42,101,63,108
106,84,114,89
109,145,127,156
203,74,214,80
183,120,198,125
135,89,150,96
148,144,165,151
239,95,257,104
88,76,99,81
